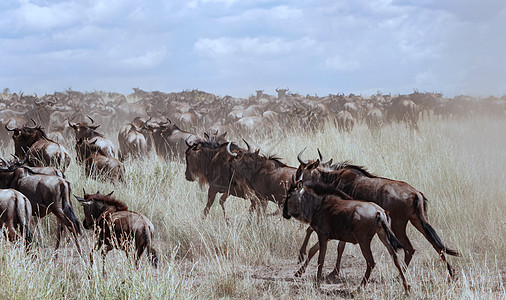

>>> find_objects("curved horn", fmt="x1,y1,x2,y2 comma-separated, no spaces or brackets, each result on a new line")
67,119,77,129
204,131,210,139
297,147,308,165
317,148,323,162
227,142,238,157
30,118,37,127
4,119,15,131
86,115,94,124
185,136,194,148
82,188,87,196
242,139,251,152
0,157,7,167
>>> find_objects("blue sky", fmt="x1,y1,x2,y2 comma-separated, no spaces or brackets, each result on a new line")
1,0,505,98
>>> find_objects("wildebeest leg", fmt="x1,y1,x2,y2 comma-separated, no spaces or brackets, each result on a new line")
410,217,455,277
53,210,83,257
295,241,319,277
327,241,346,280
357,239,375,290
316,235,328,288
101,245,113,276
135,244,147,268
377,230,410,292
391,220,414,267
203,187,219,218
218,193,230,223
298,227,314,263
54,222,64,259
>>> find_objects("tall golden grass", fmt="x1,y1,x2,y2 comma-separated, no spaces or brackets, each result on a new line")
0,117,504,299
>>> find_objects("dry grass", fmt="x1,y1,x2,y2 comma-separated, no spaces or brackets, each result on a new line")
0,117,504,299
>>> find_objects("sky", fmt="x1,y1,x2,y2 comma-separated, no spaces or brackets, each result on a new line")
1,0,505,98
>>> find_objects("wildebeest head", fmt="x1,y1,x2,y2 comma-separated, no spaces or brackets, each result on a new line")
295,148,326,181
283,175,304,220
5,119,49,158
68,116,102,140
75,189,126,229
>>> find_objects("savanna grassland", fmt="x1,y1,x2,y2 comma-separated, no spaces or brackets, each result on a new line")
0,117,504,299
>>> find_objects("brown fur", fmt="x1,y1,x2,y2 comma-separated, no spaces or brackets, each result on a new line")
283,180,410,292
76,191,158,273
0,188,33,247
296,156,459,278
0,166,82,255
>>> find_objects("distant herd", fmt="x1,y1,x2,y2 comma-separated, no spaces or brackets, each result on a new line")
0,114,460,293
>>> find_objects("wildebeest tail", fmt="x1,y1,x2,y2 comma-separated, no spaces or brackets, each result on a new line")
379,213,403,252
16,197,33,246
61,182,82,235
414,193,459,256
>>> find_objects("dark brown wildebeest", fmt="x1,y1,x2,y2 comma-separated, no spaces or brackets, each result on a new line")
225,141,297,213
145,119,202,160
295,151,459,278
0,188,33,247
185,137,258,221
75,190,158,274
3,156,65,178
5,119,71,172
68,117,117,158
0,163,82,255
75,139,125,183
283,179,410,292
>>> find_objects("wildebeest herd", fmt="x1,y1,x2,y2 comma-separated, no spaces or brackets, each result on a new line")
1,88,492,292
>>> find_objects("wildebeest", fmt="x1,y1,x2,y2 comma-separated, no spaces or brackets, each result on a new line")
5,119,71,172
0,163,82,255
117,117,152,161
225,141,297,213
365,107,385,135
75,138,125,183
185,137,257,221
144,119,202,160
0,188,33,247
3,156,65,178
283,179,410,292
335,110,355,133
68,117,117,158
296,151,459,277
387,96,419,130
75,190,158,273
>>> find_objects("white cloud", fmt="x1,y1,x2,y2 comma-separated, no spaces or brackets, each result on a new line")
324,55,361,71
194,36,315,57
117,47,168,69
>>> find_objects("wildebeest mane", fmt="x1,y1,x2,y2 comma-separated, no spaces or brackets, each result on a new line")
330,161,377,178
88,194,128,211
303,181,352,200
266,155,288,167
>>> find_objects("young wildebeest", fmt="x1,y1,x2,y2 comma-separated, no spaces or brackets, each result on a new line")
75,190,158,273
296,150,459,278
283,180,410,292
75,138,125,183
0,163,82,255
5,119,71,172
0,189,33,247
